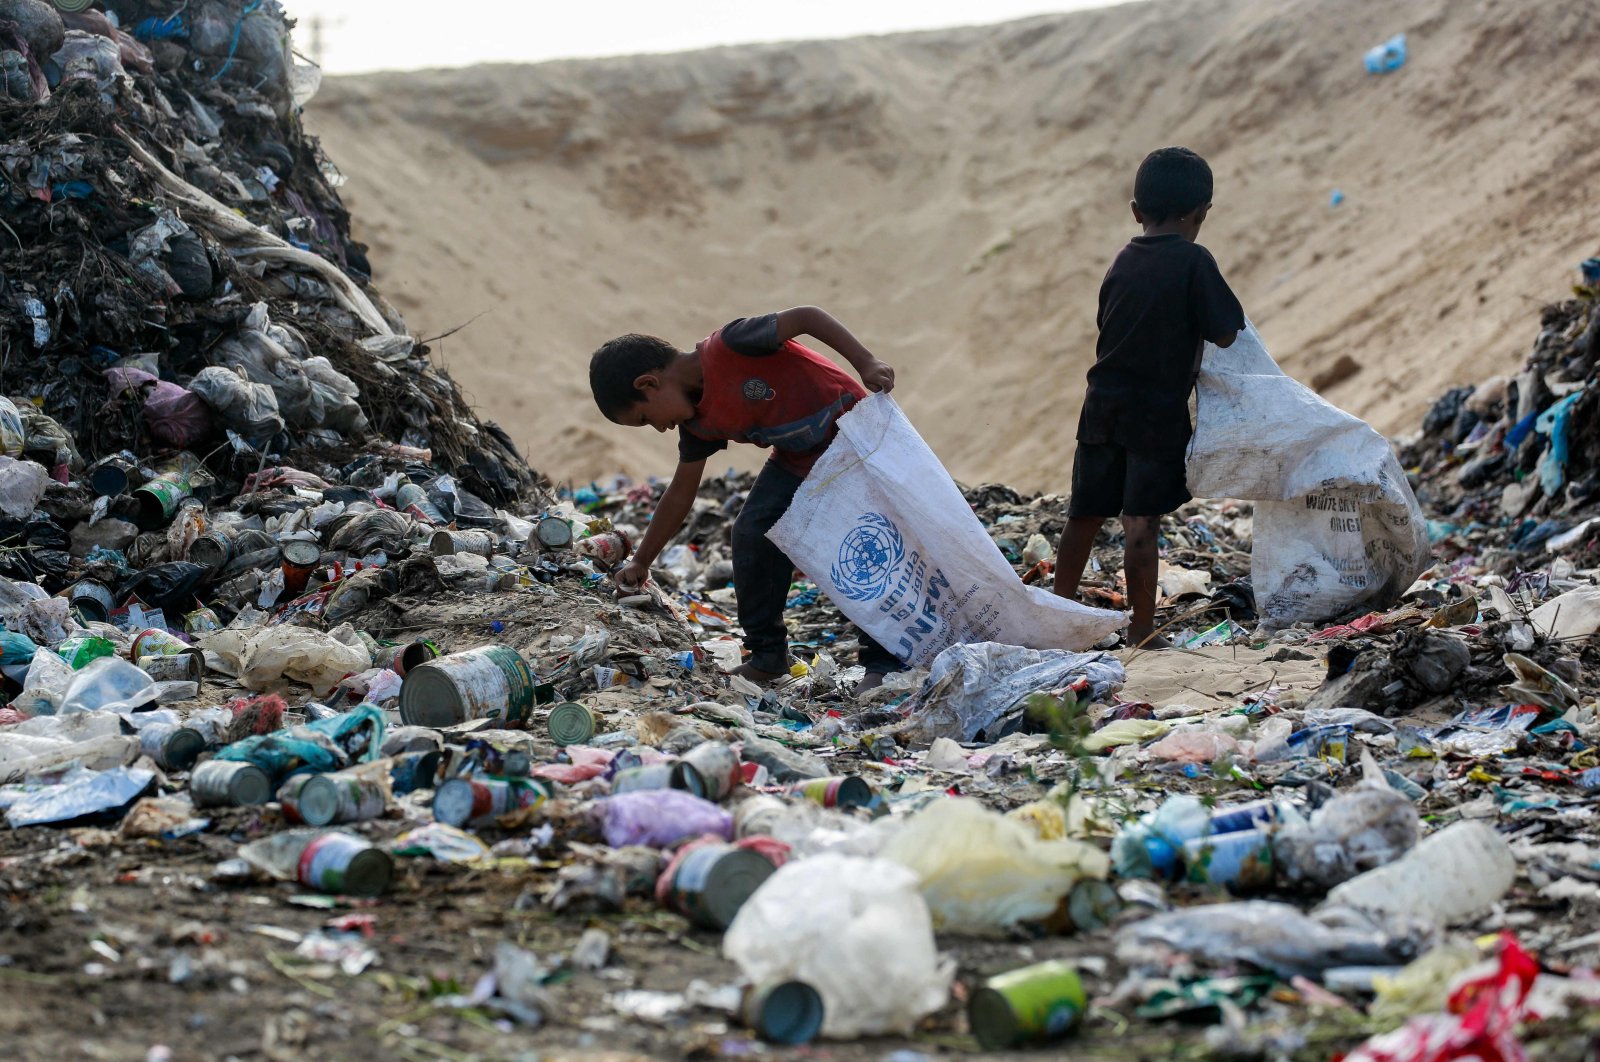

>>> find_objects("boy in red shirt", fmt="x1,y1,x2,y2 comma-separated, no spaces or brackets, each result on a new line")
589,306,902,688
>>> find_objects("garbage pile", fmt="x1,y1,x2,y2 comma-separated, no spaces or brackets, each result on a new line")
2,0,1598,1055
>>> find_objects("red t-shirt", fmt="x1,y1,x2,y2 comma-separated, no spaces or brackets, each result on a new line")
678,314,867,477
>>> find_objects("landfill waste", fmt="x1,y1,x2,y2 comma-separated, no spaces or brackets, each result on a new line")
0,3,1596,1057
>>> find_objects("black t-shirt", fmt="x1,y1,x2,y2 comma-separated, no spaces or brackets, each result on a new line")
677,315,780,464
1077,235,1245,454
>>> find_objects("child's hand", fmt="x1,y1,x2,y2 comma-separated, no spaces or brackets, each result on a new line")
859,357,896,394
614,559,651,591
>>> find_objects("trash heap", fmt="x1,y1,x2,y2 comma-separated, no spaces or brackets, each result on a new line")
2,0,1599,1055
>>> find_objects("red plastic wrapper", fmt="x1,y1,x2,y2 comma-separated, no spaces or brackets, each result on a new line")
1342,934,1539,1062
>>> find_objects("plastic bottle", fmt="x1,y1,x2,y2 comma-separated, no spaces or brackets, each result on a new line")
1111,795,1210,879
1325,821,1516,926
58,657,159,715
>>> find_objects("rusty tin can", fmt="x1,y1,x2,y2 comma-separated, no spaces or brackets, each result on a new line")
66,579,116,624
576,529,632,567
191,760,272,807
138,722,206,772
280,539,321,597
399,645,536,728
279,772,388,827
666,843,774,930
137,653,203,684
374,639,439,677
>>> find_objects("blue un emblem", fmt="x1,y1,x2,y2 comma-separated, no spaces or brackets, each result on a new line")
831,513,905,602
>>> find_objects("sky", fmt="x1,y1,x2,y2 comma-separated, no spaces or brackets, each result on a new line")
278,0,1120,74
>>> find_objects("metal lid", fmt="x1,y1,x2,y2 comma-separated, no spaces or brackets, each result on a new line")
547,702,596,746
431,778,478,827
536,516,573,548
280,539,322,567
747,981,824,1046
281,774,341,827
337,847,394,897
398,664,465,728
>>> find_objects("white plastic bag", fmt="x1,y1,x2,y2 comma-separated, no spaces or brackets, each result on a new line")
723,854,953,1037
1187,323,1429,628
0,456,49,519
200,622,371,695
880,797,1110,934
901,641,1125,743
770,395,1124,665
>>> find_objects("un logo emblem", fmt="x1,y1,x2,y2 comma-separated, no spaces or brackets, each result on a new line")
831,513,905,602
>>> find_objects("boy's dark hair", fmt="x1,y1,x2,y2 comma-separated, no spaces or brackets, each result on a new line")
1133,147,1213,224
589,334,677,421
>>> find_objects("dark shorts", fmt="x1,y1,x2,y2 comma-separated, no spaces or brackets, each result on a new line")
1067,440,1191,518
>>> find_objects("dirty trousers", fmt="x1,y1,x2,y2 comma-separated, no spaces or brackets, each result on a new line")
732,459,902,676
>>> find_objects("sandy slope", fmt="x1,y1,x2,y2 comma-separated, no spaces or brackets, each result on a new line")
306,0,1600,491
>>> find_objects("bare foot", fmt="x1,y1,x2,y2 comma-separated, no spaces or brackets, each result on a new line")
730,662,787,684
855,671,889,695
1129,630,1175,650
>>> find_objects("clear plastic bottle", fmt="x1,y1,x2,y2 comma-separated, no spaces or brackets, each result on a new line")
1325,821,1515,925
1111,795,1211,879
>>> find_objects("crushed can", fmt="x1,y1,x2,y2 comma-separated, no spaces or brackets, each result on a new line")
677,742,741,802
278,772,388,827
740,981,825,1046
968,960,1086,1050
789,775,874,810
387,750,440,795
546,701,598,746
395,482,447,525
399,645,536,727
297,833,393,896
665,843,775,929
430,529,494,557
138,722,206,772
137,652,203,684
432,777,550,827
575,529,631,567
191,760,272,807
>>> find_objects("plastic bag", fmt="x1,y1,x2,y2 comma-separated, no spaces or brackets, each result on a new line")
59,656,158,714
143,380,213,449
598,790,732,848
211,306,317,427
1274,787,1420,890
880,797,1109,933
190,366,285,441
1117,900,1434,980
0,456,49,519
0,397,25,456
900,641,1125,743
769,395,1124,665
216,703,385,780
1186,323,1429,629
50,30,125,93
4,765,154,827
724,854,953,1037
200,622,372,695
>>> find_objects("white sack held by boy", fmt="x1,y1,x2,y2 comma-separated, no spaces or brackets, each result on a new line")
769,394,1125,666
1186,322,1430,630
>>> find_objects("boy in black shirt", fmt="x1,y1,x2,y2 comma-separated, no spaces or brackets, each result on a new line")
1054,147,1245,649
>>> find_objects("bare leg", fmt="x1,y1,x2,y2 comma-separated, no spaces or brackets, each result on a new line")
1053,516,1105,599
1123,514,1171,648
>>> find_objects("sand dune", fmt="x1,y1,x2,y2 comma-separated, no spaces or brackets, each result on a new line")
306,0,1600,490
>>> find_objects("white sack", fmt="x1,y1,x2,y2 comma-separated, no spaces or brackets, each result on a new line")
1187,323,1429,628
769,395,1124,666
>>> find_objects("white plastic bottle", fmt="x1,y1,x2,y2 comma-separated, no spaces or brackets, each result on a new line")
1325,821,1515,926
